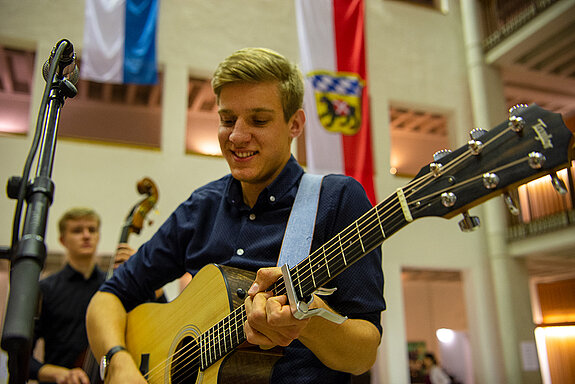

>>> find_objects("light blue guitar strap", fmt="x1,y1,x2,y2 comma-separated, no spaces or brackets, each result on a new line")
277,173,348,324
277,173,324,268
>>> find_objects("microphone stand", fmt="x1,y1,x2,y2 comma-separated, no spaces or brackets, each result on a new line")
1,40,77,384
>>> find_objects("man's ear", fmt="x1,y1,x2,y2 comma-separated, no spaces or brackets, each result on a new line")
289,108,306,139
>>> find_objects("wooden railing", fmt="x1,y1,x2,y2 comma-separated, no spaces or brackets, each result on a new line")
507,161,575,240
479,0,561,51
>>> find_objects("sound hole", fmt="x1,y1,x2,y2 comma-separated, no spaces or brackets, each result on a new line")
171,336,199,383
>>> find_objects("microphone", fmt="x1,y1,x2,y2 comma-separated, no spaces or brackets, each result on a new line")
42,39,79,85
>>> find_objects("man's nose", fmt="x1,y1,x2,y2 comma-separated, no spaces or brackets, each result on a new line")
229,119,251,144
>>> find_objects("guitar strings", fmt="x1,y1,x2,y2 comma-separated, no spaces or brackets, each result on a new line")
143,127,516,382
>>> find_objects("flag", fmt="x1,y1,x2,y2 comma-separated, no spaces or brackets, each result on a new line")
81,0,159,84
295,0,376,204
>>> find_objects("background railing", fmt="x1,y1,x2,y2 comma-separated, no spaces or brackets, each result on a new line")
507,161,575,240
479,0,560,51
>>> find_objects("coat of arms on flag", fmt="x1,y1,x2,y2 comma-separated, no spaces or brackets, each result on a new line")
310,71,364,136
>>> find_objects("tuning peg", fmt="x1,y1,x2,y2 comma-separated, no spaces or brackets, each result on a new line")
508,115,525,132
468,140,483,155
550,172,568,195
482,173,500,189
458,211,480,232
503,192,520,216
429,162,443,177
433,149,452,162
508,104,529,132
509,104,529,116
467,128,487,155
469,128,487,140
441,192,457,207
528,152,546,169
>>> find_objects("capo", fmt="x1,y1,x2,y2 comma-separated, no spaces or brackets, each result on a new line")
280,264,347,324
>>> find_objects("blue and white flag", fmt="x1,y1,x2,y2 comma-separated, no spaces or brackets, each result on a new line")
81,0,159,84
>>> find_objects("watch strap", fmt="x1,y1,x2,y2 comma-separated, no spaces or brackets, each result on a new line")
100,345,127,380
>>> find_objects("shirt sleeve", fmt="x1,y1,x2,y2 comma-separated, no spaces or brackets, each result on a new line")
28,357,43,380
100,199,192,311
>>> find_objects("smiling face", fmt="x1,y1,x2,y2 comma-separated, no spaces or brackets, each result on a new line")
217,81,304,205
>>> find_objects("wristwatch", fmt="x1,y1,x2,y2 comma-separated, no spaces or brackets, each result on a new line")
99,345,127,380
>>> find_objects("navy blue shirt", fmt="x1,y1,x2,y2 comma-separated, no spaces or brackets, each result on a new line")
102,156,385,383
31,264,105,383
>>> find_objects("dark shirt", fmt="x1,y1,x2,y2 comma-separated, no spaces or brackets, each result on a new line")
102,156,385,384
30,263,105,383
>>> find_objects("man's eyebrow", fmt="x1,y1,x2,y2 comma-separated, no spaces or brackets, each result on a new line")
218,107,275,114
250,107,275,113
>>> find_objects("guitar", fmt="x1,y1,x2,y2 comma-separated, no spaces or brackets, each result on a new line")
81,177,159,383
124,105,573,383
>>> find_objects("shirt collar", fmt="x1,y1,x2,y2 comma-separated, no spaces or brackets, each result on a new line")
63,263,101,281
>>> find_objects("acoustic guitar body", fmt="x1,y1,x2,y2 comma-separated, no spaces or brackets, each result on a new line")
126,264,282,384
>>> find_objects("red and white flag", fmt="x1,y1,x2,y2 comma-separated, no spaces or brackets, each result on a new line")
295,0,376,204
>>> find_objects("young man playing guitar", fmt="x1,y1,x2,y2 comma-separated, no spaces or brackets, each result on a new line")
86,48,385,384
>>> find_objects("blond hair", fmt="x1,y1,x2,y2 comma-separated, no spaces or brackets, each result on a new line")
58,207,101,236
211,47,304,122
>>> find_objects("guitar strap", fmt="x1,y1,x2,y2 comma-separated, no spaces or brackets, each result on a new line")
277,173,324,268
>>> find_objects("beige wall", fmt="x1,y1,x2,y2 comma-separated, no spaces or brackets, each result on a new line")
0,1,511,383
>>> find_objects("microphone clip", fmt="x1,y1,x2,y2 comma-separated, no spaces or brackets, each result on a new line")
43,39,79,86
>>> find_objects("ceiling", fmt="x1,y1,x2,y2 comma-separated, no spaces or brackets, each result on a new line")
0,46,34,95
485,0,575,120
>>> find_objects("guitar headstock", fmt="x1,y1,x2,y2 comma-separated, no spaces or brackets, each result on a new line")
405,104,573,223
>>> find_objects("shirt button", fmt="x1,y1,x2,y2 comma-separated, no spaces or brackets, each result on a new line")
236,248,244,256
249,213,256,221
269,195,276,202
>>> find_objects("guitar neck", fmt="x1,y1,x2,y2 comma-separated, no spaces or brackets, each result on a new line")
274,192,408,299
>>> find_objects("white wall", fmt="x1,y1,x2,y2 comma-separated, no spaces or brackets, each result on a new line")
0,1,506,383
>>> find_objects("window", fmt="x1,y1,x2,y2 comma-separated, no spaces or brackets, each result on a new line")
185,77,220,156
58,70,163,148
0,46,35,135
389,105,449,177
